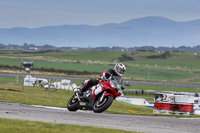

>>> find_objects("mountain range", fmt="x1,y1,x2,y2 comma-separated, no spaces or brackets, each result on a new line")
0,16,200,47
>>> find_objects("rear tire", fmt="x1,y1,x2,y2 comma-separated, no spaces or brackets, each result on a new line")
93,95,113,113
67,95,79,111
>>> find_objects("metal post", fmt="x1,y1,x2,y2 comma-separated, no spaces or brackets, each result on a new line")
60,80,62,90
64,80,66,90
55,78,57,92
48,78,51,95
68,80,71,92
22,79,24,91
14,75,16,84
29,73,31,86
16,75,18,84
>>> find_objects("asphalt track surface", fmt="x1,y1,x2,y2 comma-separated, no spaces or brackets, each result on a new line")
0,102,200,133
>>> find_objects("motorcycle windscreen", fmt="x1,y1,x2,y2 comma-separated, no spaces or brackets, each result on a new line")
113,76,123,84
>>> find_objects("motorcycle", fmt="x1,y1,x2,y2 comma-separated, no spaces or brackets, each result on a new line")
67,75,124,113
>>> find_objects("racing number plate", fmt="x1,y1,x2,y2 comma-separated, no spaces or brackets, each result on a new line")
80,102,86,106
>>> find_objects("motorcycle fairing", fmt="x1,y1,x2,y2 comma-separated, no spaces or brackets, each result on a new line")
81,91,95,109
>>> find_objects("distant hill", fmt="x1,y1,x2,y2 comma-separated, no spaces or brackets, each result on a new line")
0,16,200,47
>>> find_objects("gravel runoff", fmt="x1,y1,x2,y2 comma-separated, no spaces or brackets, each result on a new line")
0,102,200,133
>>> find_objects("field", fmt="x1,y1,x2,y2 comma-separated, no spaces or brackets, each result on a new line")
0,50,200,132
0,50,200,108
0,50,200,83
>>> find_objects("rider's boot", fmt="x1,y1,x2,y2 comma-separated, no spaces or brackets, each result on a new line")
78,88,84,96
79,82,92,96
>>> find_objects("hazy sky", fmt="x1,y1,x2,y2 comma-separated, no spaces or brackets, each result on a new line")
0,0,200,28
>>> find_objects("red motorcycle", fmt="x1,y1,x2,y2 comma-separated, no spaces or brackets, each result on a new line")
67,76,124,113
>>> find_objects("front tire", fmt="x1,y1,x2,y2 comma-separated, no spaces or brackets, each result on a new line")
67,95,79,111
93,95,113,113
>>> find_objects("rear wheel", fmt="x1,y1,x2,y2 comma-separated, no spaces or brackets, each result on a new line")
67,95,79,111
93,95,113,113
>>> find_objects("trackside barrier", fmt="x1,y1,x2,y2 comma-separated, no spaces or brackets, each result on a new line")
153,93,195,115
175,95,194,103
194,97,200,115
154,103,193,115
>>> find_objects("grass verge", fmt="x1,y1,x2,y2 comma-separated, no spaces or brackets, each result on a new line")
0,118,136,133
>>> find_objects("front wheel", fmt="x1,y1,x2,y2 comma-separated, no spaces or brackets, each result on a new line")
67,95,79,111
93,95,113,113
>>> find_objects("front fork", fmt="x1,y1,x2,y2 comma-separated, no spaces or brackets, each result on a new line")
72,83,81,101
75,92,81,101
99,91,106,102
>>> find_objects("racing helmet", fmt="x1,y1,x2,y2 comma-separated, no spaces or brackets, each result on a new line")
114,63,126,76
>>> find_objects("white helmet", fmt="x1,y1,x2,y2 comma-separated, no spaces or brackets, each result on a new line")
114,63,126,76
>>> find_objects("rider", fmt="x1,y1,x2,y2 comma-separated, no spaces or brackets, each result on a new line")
79,63,126,95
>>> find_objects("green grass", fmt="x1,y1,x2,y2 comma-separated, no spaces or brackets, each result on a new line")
0,50,200,83
0,77,24,84
0,50,24,54
1,50,200,69
125,59,200,71
0,50,123,63
0,118,136,133
48,51,123,62
0,84,70,107
107,100,153,115
0,57,199,81
0,58,109,72
126,84,200,93
125,67,198,80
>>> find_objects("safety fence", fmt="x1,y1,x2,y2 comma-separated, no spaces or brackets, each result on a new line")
153,93,200,115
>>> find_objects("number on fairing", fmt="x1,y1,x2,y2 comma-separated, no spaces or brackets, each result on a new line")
94,86,102,95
